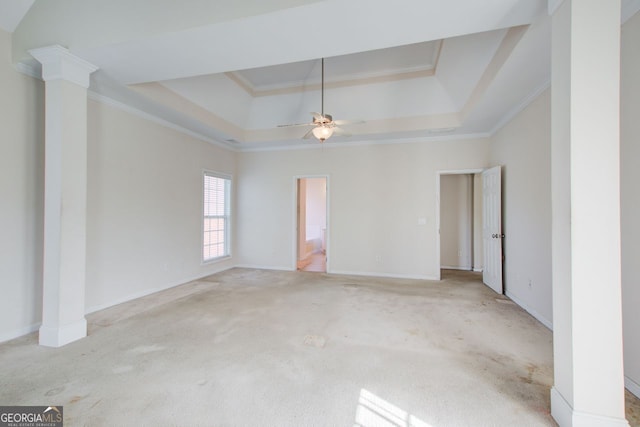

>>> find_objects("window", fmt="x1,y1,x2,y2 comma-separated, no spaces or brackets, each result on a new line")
203,172,231,262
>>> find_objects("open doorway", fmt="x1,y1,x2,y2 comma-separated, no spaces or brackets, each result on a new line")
438,172,484,276
296,177,327,272
437,168,504,293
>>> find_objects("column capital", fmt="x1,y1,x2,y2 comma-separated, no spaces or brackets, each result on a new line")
29,45,98,88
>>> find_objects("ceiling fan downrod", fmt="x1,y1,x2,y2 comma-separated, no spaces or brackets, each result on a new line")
320,57,325,118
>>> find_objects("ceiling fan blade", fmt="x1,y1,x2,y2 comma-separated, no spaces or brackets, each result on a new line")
333,126,352,137
302,128,316,139
277,122,315,128
333,119,365,126
311,112,323,120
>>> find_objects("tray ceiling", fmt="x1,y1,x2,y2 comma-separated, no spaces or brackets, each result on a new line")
5,0,637,150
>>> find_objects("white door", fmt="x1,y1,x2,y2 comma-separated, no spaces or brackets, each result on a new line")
482,166,503,294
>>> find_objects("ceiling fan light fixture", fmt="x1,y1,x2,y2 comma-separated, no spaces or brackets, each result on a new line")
312,125,334,142
278,57,359,142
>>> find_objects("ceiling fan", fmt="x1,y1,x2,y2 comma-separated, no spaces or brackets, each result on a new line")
278,58,362,142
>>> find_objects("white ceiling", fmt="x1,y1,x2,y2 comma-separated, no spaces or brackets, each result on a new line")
0,0,34,32
4,0,640,150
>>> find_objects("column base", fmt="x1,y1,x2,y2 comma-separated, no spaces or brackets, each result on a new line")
551,387,630,427
39,318,87,347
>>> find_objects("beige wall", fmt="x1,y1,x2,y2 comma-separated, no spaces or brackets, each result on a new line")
489,88,552,328
237,139,489,278
621,11,640,396
86,100,237,312
0,29,45,341
0,26,238,341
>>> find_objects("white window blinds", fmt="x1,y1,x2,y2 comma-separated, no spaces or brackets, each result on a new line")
203,172,230,261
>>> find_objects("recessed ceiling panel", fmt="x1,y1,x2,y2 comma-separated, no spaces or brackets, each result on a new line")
232,40,441,91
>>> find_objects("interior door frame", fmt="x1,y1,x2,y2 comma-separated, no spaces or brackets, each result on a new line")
435,169,484,280
293,175,330,272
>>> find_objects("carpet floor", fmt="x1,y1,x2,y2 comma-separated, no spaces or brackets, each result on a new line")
1,269,638,426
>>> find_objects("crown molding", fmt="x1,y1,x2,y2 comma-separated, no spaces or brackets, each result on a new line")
226,42,443,98
488,79,551,136
14,61,40,79
87,91,239,153
240,131,490,153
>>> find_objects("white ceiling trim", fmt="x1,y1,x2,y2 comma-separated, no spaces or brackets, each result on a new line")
227,67,437,98
130,81,245,140
87,92,238,152
488,78,550,135
14,60,40,79
240,131,491,153
243,111,461,144
460,25,529,120
227,40,443,96
87,73,537,153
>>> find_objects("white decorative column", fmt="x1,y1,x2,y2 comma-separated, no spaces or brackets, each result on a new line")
29,45,98,347
549,1,628,426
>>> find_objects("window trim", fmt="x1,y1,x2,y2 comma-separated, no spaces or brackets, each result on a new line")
202,170,232,264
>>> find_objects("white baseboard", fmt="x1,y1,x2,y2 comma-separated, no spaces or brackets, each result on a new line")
86,282,183,315
551,387,630,426
473,267,483,272
85,265,234,314
2,267,237,344
234,264,296,272
329,270,438,281
505,291,553,330
440,265,473,271
550,387,572,427
626,376,640,399
0,322,41,344
39,319,87,348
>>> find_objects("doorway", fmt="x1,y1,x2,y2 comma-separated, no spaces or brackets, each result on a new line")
436,168,504,294
436,170,484,280
296,177,328,272
440,174,476,271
